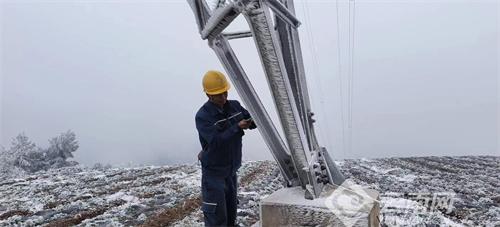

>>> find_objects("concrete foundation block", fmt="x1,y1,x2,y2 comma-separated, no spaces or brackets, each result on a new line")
259,185,380,227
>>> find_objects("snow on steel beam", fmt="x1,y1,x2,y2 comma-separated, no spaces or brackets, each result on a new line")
242,0,318,195
187,0,212,34
273,0,313,150
209,36,300,187
274,0,346,189
265,0,300,28
223,31,253,40
200,1,245,40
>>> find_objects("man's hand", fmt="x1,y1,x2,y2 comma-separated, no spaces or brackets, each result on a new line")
238,119,252,129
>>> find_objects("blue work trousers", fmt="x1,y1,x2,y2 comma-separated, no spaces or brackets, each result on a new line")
201,173,238,227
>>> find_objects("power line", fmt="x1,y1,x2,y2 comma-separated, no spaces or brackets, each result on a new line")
336,0,347,158
300,1,335,156
347,0,356,157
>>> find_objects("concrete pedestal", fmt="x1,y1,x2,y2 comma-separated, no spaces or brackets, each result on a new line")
258,185,380,227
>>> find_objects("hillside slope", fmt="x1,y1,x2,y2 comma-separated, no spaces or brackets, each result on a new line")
0,156,498,226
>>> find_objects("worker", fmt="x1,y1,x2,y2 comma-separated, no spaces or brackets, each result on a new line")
195,70,256,226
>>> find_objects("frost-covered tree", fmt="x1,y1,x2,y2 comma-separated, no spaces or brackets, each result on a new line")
0,145,12,177
0,145,11,165
0,140,26,178
45,130,79,168
0,130,80,178
92,162,112,171
9,133,39,171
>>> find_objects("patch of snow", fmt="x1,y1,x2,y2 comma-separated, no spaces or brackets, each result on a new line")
106,192,139,204
395,174,417,183
30,202,45,212
137,213,147,221
239,191,259,196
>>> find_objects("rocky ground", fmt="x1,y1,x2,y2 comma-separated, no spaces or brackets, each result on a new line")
0,156,498,226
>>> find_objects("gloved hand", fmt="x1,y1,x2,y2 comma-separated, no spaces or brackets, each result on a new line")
248,119,257,129
238,119,252,129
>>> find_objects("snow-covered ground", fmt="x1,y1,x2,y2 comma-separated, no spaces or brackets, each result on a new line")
340,156,499,227
0,156,498,226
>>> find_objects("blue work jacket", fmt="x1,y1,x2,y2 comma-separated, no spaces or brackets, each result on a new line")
195,100,255,177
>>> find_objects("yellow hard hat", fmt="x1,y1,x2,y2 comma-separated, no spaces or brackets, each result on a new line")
202,70,231,95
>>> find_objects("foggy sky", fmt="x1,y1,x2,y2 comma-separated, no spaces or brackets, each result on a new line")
0,0,498,166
